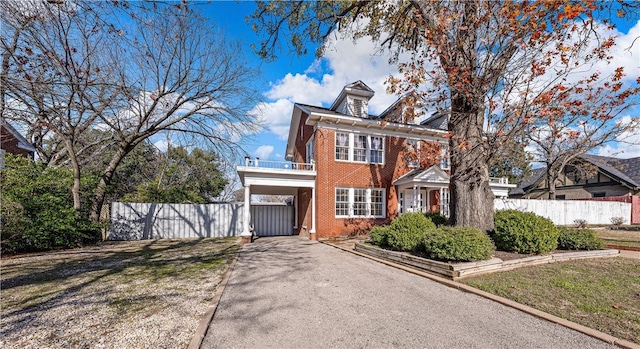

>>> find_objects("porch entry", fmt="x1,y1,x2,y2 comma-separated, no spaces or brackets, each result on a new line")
250,205,294,236
399,188,450,217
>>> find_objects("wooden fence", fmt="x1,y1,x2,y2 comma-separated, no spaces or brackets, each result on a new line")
494,198,632,226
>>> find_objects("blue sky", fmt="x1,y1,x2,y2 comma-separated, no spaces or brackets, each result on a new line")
187,1,640,162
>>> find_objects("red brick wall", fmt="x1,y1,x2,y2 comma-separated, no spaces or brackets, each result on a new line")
1,126,33,158
293,113,431,238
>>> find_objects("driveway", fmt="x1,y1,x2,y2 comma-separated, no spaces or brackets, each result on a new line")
202,237,615,349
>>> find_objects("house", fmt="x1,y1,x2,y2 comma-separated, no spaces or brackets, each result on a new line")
1,120,35,159
237,81,515,242
510,155,640,200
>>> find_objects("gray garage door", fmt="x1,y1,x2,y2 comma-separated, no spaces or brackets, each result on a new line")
250,205,294,236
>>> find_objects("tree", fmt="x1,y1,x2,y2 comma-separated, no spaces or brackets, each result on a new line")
122,147,227,204
249,0,640,231
2,1,261,222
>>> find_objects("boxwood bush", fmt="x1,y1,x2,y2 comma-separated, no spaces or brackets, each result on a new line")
369,225,391,246
422,227,495,262
493,210,560,254
424,212,448,227
385,212,436,251
557,228,604,250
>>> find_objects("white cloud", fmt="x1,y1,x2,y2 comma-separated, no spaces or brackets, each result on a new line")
254,145,274,159
596,115,640,158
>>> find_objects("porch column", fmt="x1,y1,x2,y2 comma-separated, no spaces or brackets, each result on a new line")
241,184,252,243
412,185,418,213
426,189,431,213
310,187,317,240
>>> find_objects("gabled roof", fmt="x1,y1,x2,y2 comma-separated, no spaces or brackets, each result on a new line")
0,120,36,153
329,80,375,111
511,154,640,195
393,165,450,187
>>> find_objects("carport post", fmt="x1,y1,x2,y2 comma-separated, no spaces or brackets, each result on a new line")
310,186,316,240
241,184,252,243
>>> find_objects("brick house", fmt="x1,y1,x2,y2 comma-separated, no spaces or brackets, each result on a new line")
1,120,35,159
237,81,514,241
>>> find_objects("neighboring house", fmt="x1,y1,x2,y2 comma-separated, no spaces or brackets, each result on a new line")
237,81,515,241
1,120,35,159
510,155,640,200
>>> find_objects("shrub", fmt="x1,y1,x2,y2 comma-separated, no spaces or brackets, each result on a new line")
558,228,604,250
369,225,390,246
0,154,101,253
425,212,448,227
610,217,625,226
574,219,588,228
422,227,495,262
493,210,560,254
385,212,436,251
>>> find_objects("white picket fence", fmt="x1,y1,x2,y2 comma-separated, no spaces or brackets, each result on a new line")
108,202,295,240
494,198,632,226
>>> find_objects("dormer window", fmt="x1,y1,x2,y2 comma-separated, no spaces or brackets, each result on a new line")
352,98,363,117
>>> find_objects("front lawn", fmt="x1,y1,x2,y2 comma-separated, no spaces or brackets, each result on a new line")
0,238,240,348
462,257,640,344
597,229,640,249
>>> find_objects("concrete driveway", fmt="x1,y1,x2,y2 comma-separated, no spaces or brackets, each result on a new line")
201,237,615,349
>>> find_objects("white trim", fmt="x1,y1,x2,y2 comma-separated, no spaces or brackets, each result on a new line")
317,120,446,143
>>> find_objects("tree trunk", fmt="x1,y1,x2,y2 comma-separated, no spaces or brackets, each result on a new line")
65,139,82,212
448,96,495,232
90,144,129,223
547,167,557,200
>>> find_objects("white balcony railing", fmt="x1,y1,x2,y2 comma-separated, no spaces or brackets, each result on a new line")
489,177,510,185
242,158,315,171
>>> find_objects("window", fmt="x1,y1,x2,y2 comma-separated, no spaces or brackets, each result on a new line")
440,146,450,170
352,98,363,117
592,192,606,198
334,132,384,164
306,137,314,164
353,189,368,215
354,135,367,162
556,195,566,200
335,188,350,216
335,188,386,218
370,136,383,164
370,189,384,216
335,132,349,160
440,188,450,218
406,139,419,168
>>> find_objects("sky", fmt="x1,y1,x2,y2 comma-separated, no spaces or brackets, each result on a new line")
187,1,640,163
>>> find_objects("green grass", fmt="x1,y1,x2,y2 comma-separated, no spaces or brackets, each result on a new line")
463,257,640,344
597,229,640,249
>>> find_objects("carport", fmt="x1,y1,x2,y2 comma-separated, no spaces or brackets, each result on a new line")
236,158,316,242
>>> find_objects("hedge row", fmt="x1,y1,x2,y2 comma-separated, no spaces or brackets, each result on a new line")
369,210,604,262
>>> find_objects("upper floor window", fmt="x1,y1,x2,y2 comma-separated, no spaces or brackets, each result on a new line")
440,146,450,170
334,132,385,165
306,137,314,164
370,136,383,164
335,132,349,161
354,135,367,162
406,139,419,168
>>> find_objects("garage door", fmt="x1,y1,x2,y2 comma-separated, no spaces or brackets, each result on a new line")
250,205,294,236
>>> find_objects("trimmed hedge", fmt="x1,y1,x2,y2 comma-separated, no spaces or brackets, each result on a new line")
369,225,391,247
493,210,560,254
422,227,495,262
558,228,604,250
425,212,448,227
384,212,436,251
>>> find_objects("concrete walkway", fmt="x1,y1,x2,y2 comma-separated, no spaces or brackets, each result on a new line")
202,237,616,349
